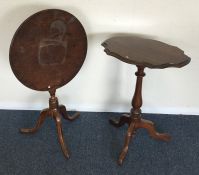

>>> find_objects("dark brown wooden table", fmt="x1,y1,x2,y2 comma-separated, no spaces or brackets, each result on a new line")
9,9,87,159
102,36,191,165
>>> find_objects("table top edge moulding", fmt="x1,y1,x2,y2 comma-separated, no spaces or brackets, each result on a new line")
10,9,87,91
101,35,191,165
102,36,191,69
9,9,88,159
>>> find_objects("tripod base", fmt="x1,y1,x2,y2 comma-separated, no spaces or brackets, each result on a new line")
20,103,79,159
110,114,171,165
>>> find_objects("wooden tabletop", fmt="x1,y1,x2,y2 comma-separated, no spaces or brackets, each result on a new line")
10,9,87,91
102,36,190,69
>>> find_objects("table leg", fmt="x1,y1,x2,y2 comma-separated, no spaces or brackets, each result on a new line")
53,110,70,158
118,122,136,165
138,118,171,141
109,114,131,127
19,90,77,159
20,108,49,134
59,104,80,121
113,66,171,165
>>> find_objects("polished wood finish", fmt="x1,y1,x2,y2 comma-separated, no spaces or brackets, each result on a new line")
10,9,87,91
110,66,171,165
20,89,79,158
102,36,190,165
102,36,190,68
9,9,87,158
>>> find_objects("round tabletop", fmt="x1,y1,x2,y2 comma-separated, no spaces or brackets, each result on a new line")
10,9,87,91
102,36,190,69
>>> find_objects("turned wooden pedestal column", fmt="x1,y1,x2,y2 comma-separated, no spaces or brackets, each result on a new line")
110,66,171,165
102,36,191,165
20,89,80,158
9,9,87,158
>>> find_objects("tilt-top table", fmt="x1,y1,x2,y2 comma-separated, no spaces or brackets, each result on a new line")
102,36,191,165
9,9,87,158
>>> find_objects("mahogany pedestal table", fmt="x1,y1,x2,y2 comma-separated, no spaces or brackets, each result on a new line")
9,9,87,158
102,36,191,165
